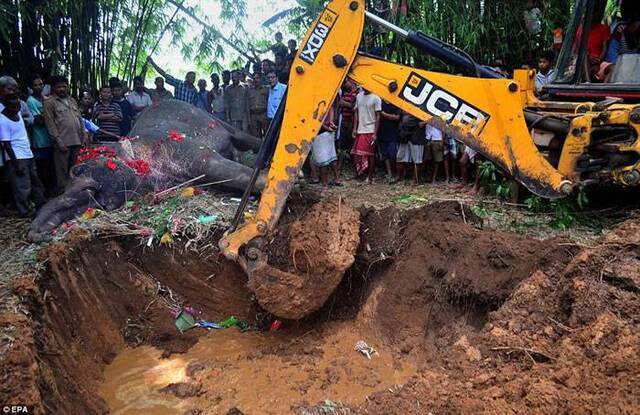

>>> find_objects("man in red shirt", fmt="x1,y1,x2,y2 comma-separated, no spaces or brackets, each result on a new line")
586,7,610,80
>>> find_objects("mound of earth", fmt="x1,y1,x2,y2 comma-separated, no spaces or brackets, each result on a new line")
1,199,639,414
354,207,640,414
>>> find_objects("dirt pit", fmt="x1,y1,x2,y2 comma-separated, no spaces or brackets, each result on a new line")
1,201,639,414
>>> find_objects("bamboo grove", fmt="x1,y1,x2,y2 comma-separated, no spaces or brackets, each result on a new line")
269,0,574,71
0,0,195,94
2,0,574,94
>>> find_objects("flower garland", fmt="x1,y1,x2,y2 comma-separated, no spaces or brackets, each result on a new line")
125,159,151,176
168,130,185,142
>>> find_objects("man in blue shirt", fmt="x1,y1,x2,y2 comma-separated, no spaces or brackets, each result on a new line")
266,70,286,122
147,57,198,105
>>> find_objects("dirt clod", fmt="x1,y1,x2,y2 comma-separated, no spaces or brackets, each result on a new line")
251,197,360,319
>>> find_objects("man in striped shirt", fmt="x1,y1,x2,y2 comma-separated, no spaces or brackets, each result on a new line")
147,57,197,105
93,85,122,142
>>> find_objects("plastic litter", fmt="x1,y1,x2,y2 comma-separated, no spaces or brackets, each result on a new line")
218,315,251,332
355,340,378,359
175,310,197,332
197,214,219,224
218,315,239,328
196,320,223,330
269,319,283,331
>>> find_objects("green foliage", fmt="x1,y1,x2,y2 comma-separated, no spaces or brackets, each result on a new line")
524,187,590,230
478,160,511,200
262,0,327,37
549,198,576,230
470,204,489,218
525,195,545,212
269,0,575,70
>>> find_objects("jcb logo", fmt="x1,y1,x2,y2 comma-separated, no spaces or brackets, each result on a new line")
300,9,338,65
400,72,489,134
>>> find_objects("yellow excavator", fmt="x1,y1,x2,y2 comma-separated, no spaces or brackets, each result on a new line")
219,0,640,317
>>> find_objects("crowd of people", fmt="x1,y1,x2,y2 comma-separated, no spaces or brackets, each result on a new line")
0,32,296,217
2,7,638,218
307,78,481,193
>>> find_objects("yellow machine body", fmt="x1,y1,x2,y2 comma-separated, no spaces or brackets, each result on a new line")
220,0,640,264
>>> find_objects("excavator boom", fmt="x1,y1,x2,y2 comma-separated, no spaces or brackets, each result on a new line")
219,0,571,264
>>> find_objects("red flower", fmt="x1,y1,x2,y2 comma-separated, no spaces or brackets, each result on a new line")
76,146,117,164
106,159,118,171
168,130,185,142
125,159,151,176
208,121,219,129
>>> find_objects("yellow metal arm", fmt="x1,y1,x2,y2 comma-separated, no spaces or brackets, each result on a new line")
219,0,364,261
219,0,571,263
349,55,572,198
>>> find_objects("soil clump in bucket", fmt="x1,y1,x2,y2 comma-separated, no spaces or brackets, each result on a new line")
252,196,360,319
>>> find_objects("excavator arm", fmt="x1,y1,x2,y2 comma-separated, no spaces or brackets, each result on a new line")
219,0,572,267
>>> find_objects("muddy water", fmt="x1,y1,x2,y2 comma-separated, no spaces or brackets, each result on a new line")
100,323,415,414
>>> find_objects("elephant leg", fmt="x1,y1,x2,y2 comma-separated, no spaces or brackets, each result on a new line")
229,131,263,153
202,152,265,193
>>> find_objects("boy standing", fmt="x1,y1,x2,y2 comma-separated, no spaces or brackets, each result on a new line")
27,75,56,196
352,89,381,183
93,85,123,142
112,83,134,136
535,51,555,94
378,101,401,181
423,123,445,183
396,112,423,184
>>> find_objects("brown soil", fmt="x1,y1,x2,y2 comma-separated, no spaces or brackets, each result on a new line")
1,200,639,414
254,196,360,319
0,231,250,414
354,206,640,414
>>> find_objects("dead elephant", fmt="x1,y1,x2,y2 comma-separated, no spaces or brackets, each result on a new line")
28,100,264,242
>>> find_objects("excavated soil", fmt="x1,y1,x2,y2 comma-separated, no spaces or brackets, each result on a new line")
253,196,360,319
1,200,639,414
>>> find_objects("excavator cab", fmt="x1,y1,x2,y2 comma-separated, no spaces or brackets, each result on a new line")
546,0,640,102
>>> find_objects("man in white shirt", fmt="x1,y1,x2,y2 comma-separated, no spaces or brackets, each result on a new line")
0,94,45,216
127,76,152,121
351,89,381,182
423,123,446,183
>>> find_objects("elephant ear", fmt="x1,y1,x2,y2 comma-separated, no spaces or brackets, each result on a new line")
229,131,263,153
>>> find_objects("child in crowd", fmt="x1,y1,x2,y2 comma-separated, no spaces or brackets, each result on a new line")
395,112,423,184
456,145,482,195
444,134,460,183
311,101,341,191
378,101,401,182
535,50,555,94
423,123,445,183
0,94,45,217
